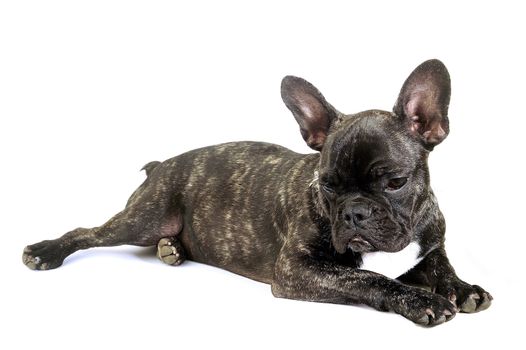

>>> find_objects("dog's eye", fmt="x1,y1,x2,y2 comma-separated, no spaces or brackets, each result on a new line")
386,177,408,191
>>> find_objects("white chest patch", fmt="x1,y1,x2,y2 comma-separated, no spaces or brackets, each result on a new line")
359,242,423,279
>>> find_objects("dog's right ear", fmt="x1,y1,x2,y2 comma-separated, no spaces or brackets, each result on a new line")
281,76,340,151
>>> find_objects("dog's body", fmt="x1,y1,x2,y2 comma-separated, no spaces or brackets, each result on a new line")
23,60,491,325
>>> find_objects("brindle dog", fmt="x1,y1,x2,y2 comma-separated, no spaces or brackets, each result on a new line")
23,59,492,326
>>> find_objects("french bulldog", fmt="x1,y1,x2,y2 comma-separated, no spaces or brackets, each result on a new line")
23,59,492,326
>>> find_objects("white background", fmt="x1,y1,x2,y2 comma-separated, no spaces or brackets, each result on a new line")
1,1,524,349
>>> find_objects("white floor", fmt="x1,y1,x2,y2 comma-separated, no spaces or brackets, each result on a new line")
4,244,519,350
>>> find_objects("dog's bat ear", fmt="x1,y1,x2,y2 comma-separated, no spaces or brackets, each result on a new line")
281,76,340,151
393,59,451,150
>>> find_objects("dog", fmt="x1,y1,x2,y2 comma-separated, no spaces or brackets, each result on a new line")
23,59,492,326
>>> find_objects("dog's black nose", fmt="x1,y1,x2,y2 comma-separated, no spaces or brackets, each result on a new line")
344,204,372,227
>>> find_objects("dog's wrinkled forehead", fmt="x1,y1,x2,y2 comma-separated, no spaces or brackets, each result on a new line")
321,110,420,178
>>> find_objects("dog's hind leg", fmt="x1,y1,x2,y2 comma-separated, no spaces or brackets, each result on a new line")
23,202,183,270
22,165,184,270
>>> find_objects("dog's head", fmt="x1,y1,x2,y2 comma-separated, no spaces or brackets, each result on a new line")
281,59,451,254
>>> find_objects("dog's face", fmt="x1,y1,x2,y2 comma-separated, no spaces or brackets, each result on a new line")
317,111,429,254
282,59,451,254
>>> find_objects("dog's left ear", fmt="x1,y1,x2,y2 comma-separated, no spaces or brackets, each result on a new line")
281,76,340,151
394,59,451,149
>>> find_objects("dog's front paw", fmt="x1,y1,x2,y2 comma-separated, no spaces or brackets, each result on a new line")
23,240,65,270
394,288,457,326
436,279,492,313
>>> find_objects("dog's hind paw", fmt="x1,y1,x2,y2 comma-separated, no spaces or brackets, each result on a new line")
157,237,186,266
23,240,65,270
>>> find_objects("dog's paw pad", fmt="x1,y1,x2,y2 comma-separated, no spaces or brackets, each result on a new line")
460,293,479,313
157,237,186,266
477,292,492,312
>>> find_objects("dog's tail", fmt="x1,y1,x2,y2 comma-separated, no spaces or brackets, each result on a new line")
125,161,162,209
141,161,161,177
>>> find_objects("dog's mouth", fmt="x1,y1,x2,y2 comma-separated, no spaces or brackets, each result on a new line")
331,212,411,254
332,225,411,254
347,236,376,253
